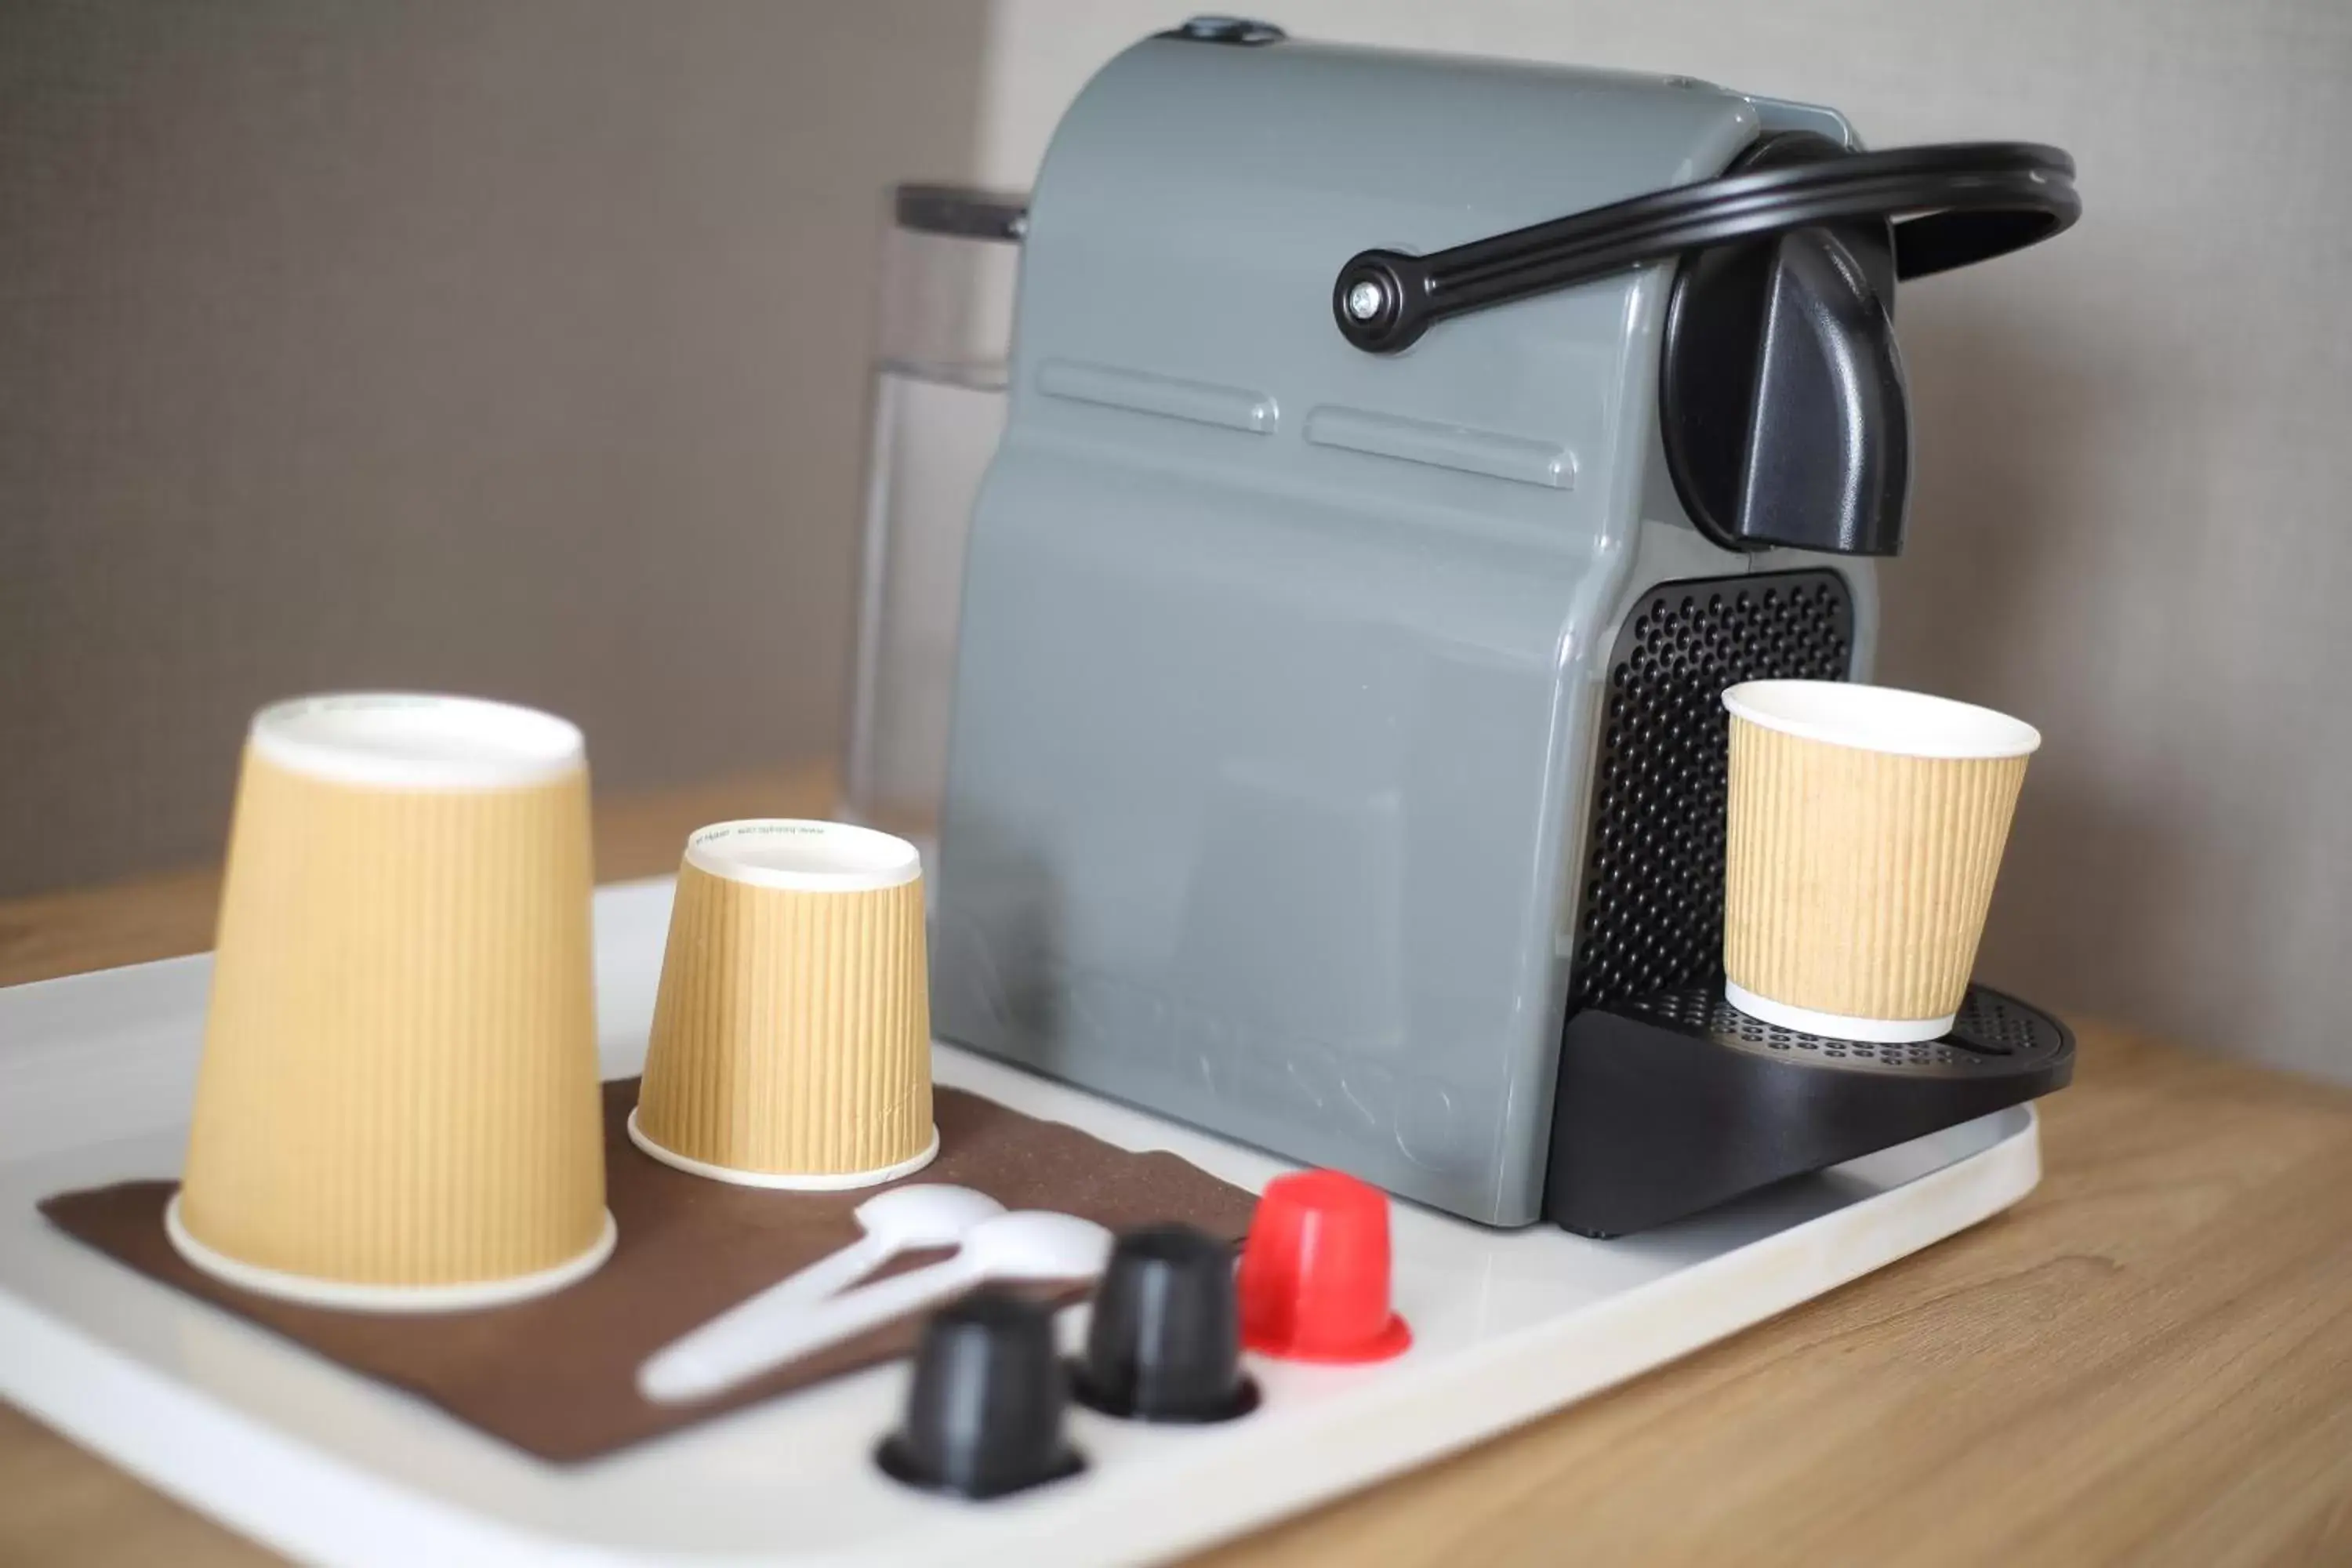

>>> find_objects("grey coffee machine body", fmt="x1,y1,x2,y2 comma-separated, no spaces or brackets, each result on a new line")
932,24,2078,1229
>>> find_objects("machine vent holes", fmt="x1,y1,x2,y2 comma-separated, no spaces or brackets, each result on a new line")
1568,572,1854,1011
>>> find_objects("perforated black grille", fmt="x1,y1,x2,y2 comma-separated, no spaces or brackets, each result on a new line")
1567,571,1854,1011
1617,984,2072,1076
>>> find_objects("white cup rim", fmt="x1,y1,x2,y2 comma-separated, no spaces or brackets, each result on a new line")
249,692,586,789
684,818,921,892
1722,680,2042,760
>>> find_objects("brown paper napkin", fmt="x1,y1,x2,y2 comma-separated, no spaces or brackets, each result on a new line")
40,1078,1258,1462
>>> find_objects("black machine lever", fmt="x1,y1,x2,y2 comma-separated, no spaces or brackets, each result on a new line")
1330,141,2078,354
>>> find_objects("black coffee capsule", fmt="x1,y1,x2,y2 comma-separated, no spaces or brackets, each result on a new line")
1073,1222,1260,1423
876,1287,1084,1499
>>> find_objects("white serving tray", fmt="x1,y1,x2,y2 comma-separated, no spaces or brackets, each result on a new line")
0,877,2039,1568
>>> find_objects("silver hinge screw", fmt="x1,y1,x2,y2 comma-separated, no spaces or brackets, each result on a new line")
1345,280,1385,321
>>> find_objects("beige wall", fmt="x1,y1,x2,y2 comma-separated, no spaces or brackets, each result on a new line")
0,1,988,893
972,0,2352,1083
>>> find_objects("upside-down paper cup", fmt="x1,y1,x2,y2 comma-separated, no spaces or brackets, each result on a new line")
172,694,613,1311
1722,681,2041,1044
630,819,936,1188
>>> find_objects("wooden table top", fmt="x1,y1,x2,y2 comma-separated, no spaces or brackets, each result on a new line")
4,764,2349,1566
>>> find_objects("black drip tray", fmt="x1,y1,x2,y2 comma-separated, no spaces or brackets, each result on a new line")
1543,982,2073,1238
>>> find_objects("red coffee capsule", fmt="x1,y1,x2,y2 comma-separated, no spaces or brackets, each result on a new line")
1237,1169,1412,1364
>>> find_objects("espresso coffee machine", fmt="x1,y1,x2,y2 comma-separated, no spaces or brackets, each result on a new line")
931,22,2080,1233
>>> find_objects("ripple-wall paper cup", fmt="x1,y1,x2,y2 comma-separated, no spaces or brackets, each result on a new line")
172,693,613,1311
630,819,936,1189
1721,681,2041,1044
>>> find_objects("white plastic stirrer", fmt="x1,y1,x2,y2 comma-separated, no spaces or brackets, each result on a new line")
639,1210,1112,1403
638,1185,1005,1403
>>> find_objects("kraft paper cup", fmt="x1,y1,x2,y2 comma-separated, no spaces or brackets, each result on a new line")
1721,681,2041,1044
172,693,614,1312
630,819,936,1189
